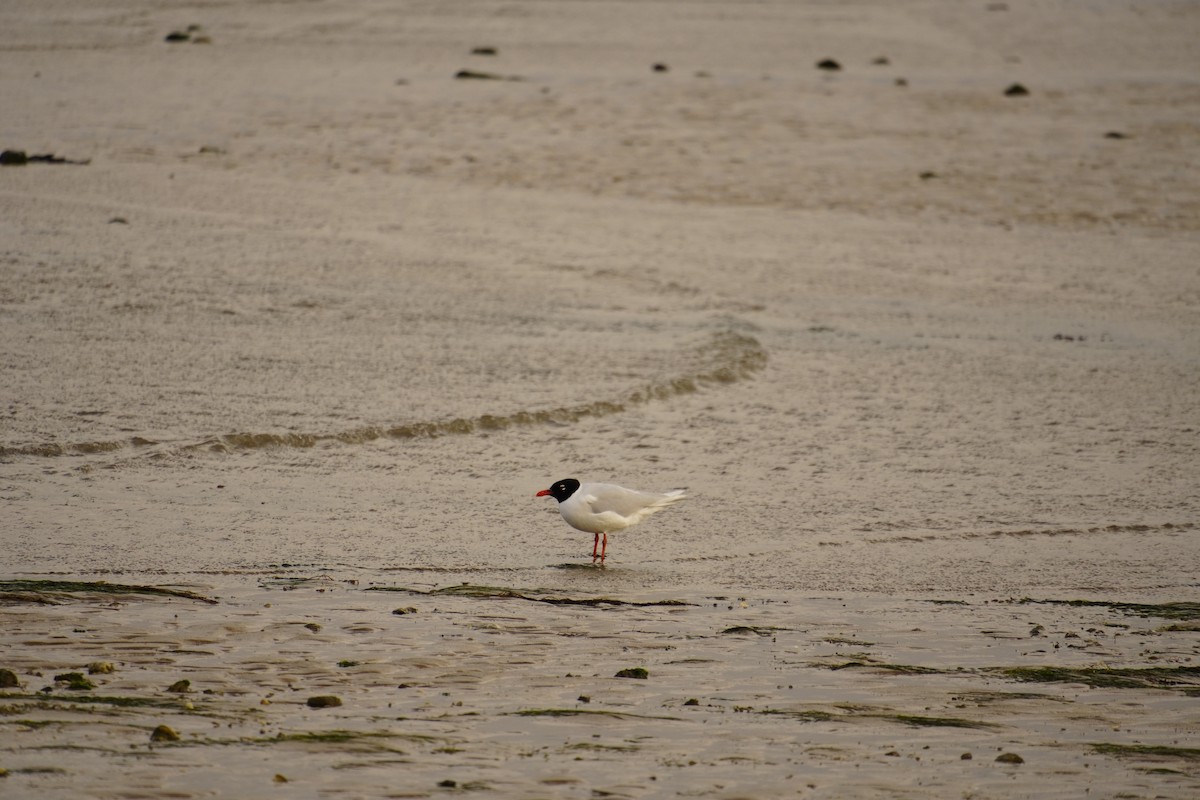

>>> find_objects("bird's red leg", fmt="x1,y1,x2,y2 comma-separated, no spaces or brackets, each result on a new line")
592,533,600,559
600,533,608,560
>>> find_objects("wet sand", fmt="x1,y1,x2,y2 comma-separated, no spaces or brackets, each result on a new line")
2,0,1199,797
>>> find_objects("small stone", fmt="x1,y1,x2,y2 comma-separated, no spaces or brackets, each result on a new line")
392,607,418,615
150,724,180,742
438,779,457,788
304,622,322,632
683,698,700,706
0,668,20,688
471,46,497,56
164,31,190,43
1104,131,1129,140
1004,83,1029,97
816,58,841,71
652,63,670,73
0,150,29,166
307,695,342,708
996,752,1024,764
614,667,649,679
872,56,890,65
455,69,502,80
961,752,973,760
88,661,115,675
885,750,900,757
577,695,591,703
167,679,191,693
274,774,288,783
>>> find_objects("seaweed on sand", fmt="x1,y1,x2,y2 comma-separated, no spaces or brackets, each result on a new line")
0,580,217,605
997,665,1200,690
1014,598,1200,620
367,584,693,608
1090,743,1200,762
0,693,195,710
512,708,682,721
824,661,947,675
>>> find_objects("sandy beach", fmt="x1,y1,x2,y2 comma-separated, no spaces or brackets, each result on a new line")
2,1,1199,797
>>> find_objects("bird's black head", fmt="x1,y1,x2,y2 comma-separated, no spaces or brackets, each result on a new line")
537,478,580,502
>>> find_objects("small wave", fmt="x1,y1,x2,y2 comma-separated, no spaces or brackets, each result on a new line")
1,330,767,458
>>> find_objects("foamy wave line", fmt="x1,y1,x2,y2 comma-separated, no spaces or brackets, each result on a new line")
1,330,766,458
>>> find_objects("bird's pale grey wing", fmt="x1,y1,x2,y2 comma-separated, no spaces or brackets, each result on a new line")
583,484,662,517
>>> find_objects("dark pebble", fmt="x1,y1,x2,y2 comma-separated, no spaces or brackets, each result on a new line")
150,724,180,742
1104,131,1129,139
164,31,190,43
652,62,669,73
961,752,973,760
438,779,457,788
816,58,841,71
166,679,191,693
307,695,342,708
1004,83,1030,97
996,752,1024,764
0,668,20,688
615,667,649,679
471,47,497,56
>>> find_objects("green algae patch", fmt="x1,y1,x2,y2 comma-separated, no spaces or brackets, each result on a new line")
1091,743,1200,762
1014,598,1200,620
997,665,1200,690
871,713,997,730
368,584,693,608
825,661,947,675
512,708,681,721
0,580,217,605
1,692,194,710
54,672,95,691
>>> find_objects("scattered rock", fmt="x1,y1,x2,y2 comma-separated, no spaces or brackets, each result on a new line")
995,752,1024,764
885,750,901,757
274,774,288,783
438,779,457,788
471,46,497,56
961,752,973,760
895,77,909,87
872,56,891,66
816,58,841,71
0,668,20,688
1104,131,1129,139
87,662,115,675
615,667,649,679
164,31,191,43
108,217,129,225
150,724,180,742
166,679,191,693
337,660,360,668
304,622,322,632
577,695,591,703
1004,83,1030,97
392,607,418,615
919,171,938,180
652,62,670,73
683,698,700,706
1029,625,1045,637
307,695,342,708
